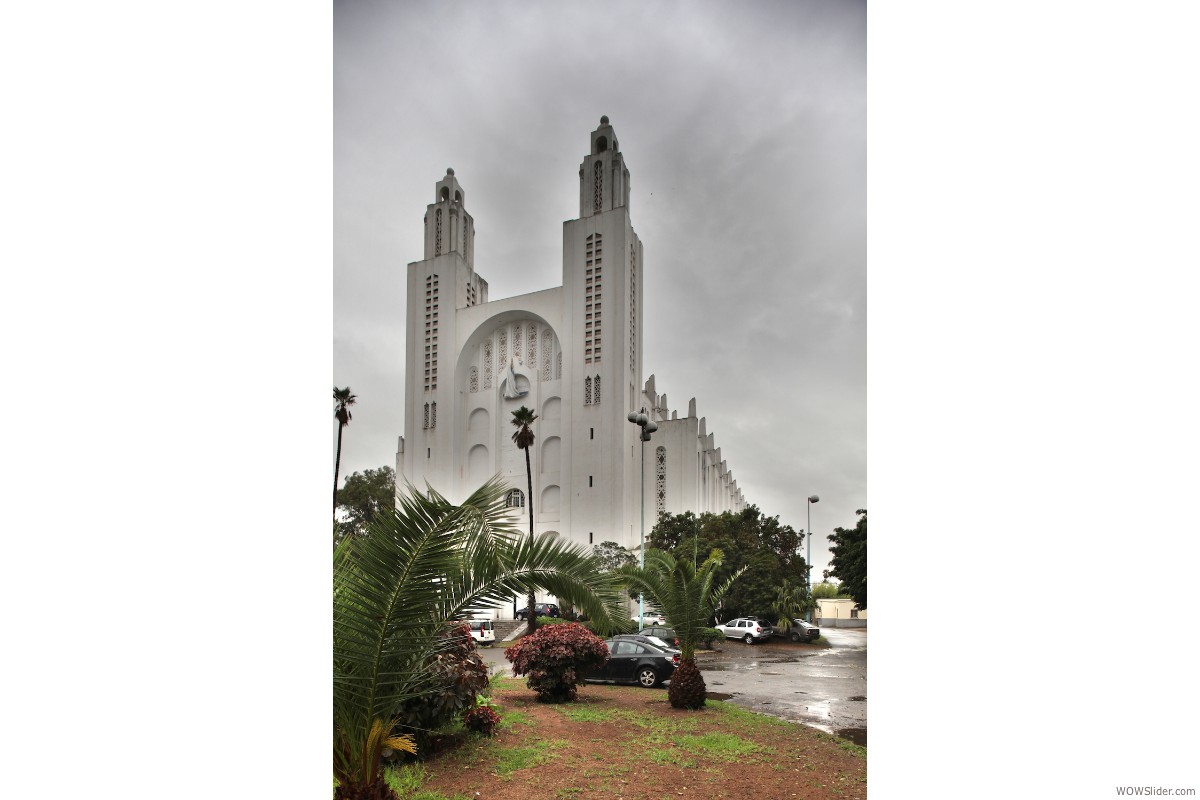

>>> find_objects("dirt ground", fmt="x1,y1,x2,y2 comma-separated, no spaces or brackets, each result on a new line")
417,681,866,800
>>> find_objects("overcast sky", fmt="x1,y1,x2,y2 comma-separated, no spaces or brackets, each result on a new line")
333,0,866,579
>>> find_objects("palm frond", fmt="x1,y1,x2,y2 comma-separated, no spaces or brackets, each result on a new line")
619,548,746,658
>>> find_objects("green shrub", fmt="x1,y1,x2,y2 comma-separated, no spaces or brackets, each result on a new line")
535,615,569,626
698,627,722,648
505,622,609,702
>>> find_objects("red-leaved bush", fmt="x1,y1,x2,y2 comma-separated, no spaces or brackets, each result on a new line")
463,705,501,736
504,622,609,702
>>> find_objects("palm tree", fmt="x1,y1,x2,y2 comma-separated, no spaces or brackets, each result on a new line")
510,405,539,632
619,547,745,709
333,386,357,518
771,579,815,635
334,477,622,799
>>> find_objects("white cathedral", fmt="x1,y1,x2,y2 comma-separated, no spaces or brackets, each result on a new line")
395,117,746,618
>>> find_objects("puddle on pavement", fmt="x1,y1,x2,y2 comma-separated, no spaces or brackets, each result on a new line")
835,727,867,747
847,696,866,701
805,700,831,718
706,692,734,701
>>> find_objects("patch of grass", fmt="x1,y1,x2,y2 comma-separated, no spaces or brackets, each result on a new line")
676,732,764,761
559,706,615,722
709,699,791,730
410,792,473,800
493,738,568,779
498,708,534,730
648,748,696,769
383,763,426,795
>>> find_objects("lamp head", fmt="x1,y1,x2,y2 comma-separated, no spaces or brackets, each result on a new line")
808,495,819,503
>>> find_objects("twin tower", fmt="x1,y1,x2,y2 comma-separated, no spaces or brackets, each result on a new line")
396,118,744,616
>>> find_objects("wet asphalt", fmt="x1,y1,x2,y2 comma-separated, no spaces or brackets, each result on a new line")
477,626,867,747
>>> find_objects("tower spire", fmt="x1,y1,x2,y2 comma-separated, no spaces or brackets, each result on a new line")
423,167,475,269
578,115,630,218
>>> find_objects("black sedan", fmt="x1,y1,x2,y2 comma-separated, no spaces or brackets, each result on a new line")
585,638,678,688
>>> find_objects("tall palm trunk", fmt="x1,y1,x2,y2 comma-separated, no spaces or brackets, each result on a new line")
335,421,345,516
525,445,537,634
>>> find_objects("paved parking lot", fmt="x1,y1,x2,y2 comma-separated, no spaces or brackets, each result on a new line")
697,627,867,745
477,626,867,745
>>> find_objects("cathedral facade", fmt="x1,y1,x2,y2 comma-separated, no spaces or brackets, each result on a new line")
395,118,746,617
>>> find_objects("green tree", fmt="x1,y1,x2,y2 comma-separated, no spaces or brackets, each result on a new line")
826,509,867,609
812,580,851,600
650,506,806,621
333,386,357,520
335,466,396,542
333,477,623,799
510,405,539,633
619,547,745,709
592,540,636,573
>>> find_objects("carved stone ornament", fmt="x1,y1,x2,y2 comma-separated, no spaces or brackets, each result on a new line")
500,357,534,400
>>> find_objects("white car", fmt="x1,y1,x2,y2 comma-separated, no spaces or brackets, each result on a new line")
468,620,495,646
631,611,667,626
714,617,773,644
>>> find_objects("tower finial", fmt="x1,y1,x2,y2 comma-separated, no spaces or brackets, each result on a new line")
446,167,455,176
600,115,609,125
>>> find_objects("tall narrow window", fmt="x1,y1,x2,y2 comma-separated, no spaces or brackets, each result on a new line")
593,160,603,211
469,366,479,393
483,339,493,389
656,446,667,520
593,375,601,405
435,209,443,255
430,402,436,429
584,376,592,405
542,329,552,381
423,403,429,429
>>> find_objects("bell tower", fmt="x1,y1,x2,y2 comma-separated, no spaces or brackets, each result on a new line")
423,167,476,270
578,115,631,218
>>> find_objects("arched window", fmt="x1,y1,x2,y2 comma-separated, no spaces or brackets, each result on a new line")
505,489,525,508
593,375,601,405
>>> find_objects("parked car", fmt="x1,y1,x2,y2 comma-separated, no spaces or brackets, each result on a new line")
468,619,495,646
585,638,678,688
636,626,678,647
776,618,820,643
713,617,774,644
516,602,561,620
612,633,680,655
631,610,667,626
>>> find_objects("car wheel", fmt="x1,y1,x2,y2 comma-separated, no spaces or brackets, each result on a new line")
638,667,659,688
743,634,754,644
790,632,801,642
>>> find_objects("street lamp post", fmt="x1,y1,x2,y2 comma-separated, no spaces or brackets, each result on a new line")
807,494,819,623
628,408,658,631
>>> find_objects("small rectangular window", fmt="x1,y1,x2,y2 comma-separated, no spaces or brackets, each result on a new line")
589,531,593,544
590,428,594,439
427,448,430,458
